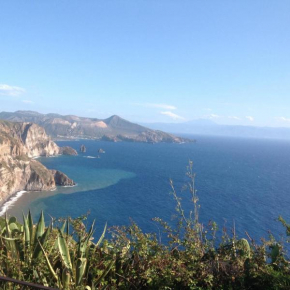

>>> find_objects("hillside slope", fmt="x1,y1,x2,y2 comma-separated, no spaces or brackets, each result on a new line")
0,111,193,143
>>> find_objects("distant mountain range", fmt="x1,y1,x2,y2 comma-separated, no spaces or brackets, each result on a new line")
141,119,290,140
0,111,193,143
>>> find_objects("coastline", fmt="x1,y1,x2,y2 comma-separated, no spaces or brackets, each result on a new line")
0,191,27,217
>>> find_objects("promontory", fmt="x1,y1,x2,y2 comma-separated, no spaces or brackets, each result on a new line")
0,120,76,206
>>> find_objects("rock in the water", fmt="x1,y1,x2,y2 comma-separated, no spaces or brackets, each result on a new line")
80,145,86,153
51,170,75,186
59,146,78,155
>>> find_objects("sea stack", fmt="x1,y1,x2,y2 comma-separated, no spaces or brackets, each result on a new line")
80,145,86,153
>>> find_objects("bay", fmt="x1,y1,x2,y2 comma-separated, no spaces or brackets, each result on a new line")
6,135,290,241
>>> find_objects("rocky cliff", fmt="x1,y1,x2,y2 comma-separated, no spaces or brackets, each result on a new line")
51,170,75,186
0,120,75,205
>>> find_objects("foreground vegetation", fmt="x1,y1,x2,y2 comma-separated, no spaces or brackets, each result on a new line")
0,162,290,289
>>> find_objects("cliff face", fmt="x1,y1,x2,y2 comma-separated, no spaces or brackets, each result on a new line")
59,146,78,155
20,123,59,157
51,170,75,186
0,120,75,205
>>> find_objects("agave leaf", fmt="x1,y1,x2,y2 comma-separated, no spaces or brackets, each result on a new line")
35,211,45,240
54,220,67,251
0,236,19,241
60,220,67,234
96,223,107,248
28,210,34,234
66,217,69,237
8,223,19,232
87,220,95,239
5,213,12,238
23,213,30,246
58,228,73,272
28,210,34,245
76,257,87,286
33,223,52,260
5,213,18,259
62,267,71,290
38,240,59,282
78,235,90,260
77,221,94,258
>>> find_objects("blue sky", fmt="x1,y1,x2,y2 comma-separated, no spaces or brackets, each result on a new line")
0,1,290,127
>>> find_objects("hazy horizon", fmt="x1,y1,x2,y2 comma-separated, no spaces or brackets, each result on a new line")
5,109,290,138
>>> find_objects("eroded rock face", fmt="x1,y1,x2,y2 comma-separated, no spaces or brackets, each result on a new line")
20,123,59,157
59,146,78,156
0,157,57,204
0,120,75,205
25,160,56,191
51,170,75,186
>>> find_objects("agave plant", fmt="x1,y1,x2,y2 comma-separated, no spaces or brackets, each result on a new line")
52,219,113,289
0,211,113,289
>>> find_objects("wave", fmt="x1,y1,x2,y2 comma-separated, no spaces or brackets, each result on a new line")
0,191,27,216
63,183,78,188
84,156,98,159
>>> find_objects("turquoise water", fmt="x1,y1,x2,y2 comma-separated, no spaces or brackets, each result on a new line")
7,135,290,241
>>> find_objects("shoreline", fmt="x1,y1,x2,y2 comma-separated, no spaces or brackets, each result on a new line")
0,191,27,217
0,154,77,218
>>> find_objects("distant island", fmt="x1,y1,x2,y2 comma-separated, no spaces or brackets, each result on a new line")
0,111,194,144
142,119,290,140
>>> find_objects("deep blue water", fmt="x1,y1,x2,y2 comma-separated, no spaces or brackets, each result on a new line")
22,135,290,242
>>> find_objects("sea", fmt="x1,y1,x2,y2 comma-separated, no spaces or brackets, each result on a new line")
3,135,290,243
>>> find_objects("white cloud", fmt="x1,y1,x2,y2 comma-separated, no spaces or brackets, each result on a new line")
206,114,221,119
246,116,254,122
135,103,177,110
0,84,25,96
276,117,290,123
22,100,34,104
161,111,185,120
228,116,240,120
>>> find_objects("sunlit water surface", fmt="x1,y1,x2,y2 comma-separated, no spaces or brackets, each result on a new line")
5,135,290,241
